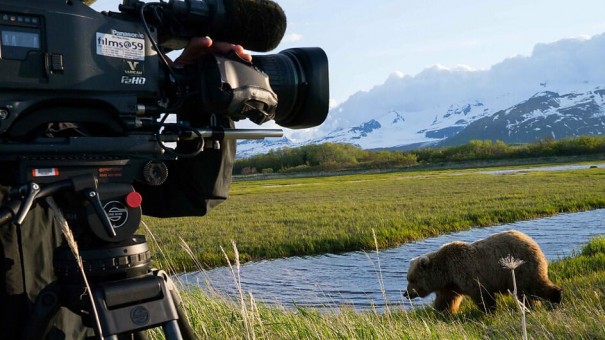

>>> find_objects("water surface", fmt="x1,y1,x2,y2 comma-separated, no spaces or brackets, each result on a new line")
180,209,605,311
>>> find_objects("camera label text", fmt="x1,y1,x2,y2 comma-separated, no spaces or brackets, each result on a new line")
96,31,145,61
121,76,146,85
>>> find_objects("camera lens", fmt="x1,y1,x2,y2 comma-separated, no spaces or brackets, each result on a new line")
252,48,329,129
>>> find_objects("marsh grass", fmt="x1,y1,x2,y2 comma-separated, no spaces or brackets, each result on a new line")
140,163,605,338
144,162,605,271
147,237,605,339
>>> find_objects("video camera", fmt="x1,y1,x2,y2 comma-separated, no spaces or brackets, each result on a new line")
0,0,329,237
0,0,329,136
0,1,328,336
0,0,329,151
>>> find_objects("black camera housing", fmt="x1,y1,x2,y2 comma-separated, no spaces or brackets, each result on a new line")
0,0,161,139
0,0,329,142
0,0,329,241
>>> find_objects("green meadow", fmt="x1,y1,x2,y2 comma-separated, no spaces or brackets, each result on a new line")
144,161,605,273
150,237,605,339
141,160,605,338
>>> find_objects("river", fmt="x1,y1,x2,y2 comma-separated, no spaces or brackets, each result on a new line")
179,209,605,312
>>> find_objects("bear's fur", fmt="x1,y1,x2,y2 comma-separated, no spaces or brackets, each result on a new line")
404,230,562,313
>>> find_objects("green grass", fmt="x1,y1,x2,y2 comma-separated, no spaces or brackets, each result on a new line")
139,161,605,338
142,161,605,272
149,236,605,339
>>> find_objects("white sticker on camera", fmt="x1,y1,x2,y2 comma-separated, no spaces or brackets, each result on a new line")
32,168,59,177
96,30,145,61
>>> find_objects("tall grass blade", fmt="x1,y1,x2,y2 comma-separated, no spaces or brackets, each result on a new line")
46,197,104,338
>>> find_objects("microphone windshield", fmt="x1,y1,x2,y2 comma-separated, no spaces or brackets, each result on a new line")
221,0,287,52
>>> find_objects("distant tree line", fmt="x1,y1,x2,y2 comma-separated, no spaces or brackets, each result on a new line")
234,136,605,175
415,136,605,162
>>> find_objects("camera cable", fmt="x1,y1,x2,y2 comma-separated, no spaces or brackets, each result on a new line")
139,2,178,81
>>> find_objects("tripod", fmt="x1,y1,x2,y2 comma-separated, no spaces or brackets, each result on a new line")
0,175,196,339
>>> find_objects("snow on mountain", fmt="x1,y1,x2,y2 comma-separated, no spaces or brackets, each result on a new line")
237,33,605,156
439,88,605,146
236,136,293,158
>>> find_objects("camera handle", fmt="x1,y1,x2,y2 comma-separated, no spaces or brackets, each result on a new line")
3,176,118,239
0,178,75,228
178,127,284,141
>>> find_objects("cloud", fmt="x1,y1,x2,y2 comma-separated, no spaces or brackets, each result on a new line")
390,70,405,79
282,33,303,43
329,99,340,109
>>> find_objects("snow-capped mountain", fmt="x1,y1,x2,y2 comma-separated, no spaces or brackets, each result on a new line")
439,88,605,146
237,33,605,157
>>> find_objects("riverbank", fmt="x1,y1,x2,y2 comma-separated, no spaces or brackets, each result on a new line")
150,237,605,339
233,153,605,182
181,209,605,311
143,159,605,272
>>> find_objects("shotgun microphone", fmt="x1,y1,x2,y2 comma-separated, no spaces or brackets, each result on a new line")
165,0,287,52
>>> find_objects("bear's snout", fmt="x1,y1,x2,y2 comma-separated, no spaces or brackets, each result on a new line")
403,287,422,299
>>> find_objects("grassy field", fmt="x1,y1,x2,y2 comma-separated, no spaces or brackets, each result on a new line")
140,160,605,339
148,236,605,339
143,160,605,272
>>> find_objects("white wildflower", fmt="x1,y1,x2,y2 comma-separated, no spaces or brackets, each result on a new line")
499,254,526,270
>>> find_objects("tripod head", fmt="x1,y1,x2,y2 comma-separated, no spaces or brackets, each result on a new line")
0,165,198,337
0,172,148,277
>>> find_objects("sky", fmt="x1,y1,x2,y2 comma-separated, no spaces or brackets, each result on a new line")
91,0,605,108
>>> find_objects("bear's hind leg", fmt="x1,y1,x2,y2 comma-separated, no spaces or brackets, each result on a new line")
434,290,464,314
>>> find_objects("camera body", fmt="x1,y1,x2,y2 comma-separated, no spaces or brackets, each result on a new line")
0,0,160,139
0,0,329,140
0,0,329,179
0,0,329,243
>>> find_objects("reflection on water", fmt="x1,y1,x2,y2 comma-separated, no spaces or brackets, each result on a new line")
180,209,605,311
480,164,605,174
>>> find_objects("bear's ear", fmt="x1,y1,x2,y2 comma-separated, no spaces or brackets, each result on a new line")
419,255,430,269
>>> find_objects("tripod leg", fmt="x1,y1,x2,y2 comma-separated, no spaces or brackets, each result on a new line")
154,270,197,340
170,290,196,340
162,319,183,339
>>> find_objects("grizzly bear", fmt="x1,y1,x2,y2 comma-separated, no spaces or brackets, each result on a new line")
403,230,562,313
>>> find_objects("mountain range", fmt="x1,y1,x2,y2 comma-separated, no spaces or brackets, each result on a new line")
237,33,605,157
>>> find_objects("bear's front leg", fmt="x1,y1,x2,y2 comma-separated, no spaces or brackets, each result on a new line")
434,290,464,314
469,287,497,313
